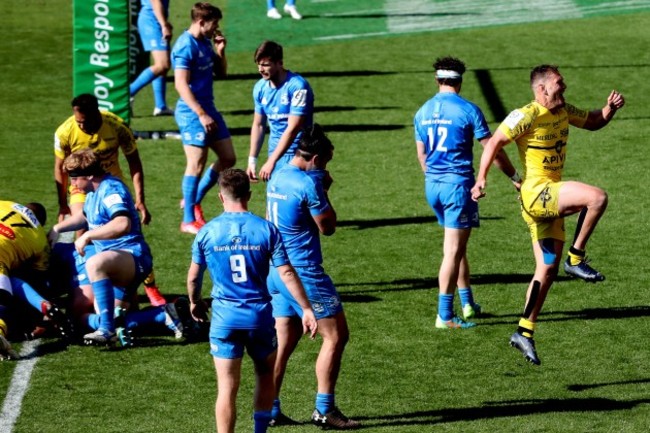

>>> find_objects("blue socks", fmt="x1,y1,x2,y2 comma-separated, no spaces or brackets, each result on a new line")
87,307,165,331
271,399,281,418
253,410,272,433
196,168,219,205
124,306,166,329
458,287,475,307
152,75,168,110
130,67,156,97
92,278,115,333
86,314,101,331
438,293,454,321
182,175,199,223
316,393,334,415
10,277,46,312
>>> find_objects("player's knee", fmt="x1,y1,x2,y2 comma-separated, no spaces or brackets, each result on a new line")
540,239,558,266
220,154,236,169
596,189,608,210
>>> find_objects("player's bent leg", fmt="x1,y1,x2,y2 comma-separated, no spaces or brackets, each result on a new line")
85,251,137,290
211,137,237,172
214,357,242,433
559,181,608,248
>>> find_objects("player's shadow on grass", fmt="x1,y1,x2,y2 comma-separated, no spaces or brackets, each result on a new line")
338,215,503,230
20,339,69,359
479,305,650,326
337,273,533,294
352,397,650,428
319,12,477,19
223,105,399,117
227,124,405,136
568,377,650,392
224,70,397,82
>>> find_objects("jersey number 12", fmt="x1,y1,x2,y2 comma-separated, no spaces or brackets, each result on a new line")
428,126,448,152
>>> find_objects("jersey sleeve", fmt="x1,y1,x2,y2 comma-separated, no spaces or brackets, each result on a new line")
413,108,426,143
305,176,331,217
172,37,193,71
471,105,491,140
117,121,138,156
269,224,290,268
191,232,206,266
288,79,313,117
101,183,131,219
498,107,534,141
566,103,589,128
253,81,266,115
54,122,70,159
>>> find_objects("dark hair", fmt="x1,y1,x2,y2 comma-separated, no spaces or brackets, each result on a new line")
25,202,47,226
530,64,560,87
296,124,334,161
191,2,222,22
219,168,250,200
254,40,283,63
433,56,466,86
71,93,99,114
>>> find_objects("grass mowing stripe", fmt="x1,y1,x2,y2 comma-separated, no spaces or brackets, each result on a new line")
0,341,40,433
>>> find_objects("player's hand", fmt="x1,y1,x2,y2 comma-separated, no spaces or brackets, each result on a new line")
259,160,275,182
471,180,487,202
301,309,318,340
162,21,173,41
74,233,91,256
136,202,152,225
190,299,209,322
199,113,217,135
607,90,625,110
46,228,60,246
57,205,71,223
246,164,259,183
213,30,227,55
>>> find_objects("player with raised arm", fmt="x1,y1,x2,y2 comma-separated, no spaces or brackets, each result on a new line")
266,124,360,429
471,65,625,365
172,2,236,234
247,40,314,182
187,168,316,433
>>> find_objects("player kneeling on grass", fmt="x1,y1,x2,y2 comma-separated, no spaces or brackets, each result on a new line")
1,201,72,360
49,242,184,347
186,168,317,433
48,149,181,347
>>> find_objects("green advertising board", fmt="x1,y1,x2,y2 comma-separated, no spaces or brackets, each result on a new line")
73,0,130,123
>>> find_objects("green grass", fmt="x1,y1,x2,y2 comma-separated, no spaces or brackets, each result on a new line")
1,1,649,432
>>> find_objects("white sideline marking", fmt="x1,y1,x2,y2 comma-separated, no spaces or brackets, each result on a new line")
315,0,649,41
0,340,40,433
